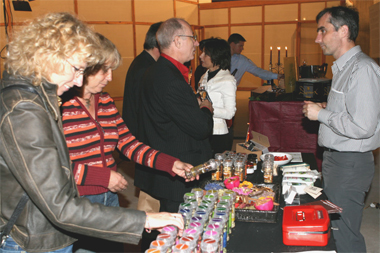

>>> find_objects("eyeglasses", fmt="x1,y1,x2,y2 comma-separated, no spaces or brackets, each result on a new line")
176,34,198,41
65,59,85,77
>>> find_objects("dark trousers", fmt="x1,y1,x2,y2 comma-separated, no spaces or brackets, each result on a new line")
322,151,374,252
210,133,232,156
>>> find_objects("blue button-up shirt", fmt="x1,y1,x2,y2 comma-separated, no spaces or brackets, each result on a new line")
230,54,278,85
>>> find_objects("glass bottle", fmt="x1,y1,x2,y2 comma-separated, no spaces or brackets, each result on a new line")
185,159,217,179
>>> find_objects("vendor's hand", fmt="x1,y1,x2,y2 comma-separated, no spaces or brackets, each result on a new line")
172,160,199,181
145,212,184,236
200,99,213,114
108,170,128,192
303,101,322,121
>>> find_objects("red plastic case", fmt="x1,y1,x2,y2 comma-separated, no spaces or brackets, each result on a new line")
282,205,330,246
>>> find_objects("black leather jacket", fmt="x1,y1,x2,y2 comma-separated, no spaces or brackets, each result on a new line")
0,72,145,252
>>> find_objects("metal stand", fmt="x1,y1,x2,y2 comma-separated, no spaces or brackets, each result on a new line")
268,63,284,91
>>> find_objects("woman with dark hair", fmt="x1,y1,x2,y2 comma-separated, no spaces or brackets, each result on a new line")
61,33,194,253
198,38,237,154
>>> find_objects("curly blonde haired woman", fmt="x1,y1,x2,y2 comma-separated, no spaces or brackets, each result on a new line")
0,12,184,253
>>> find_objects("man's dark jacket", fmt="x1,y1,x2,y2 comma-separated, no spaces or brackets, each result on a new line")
122,50,155,135
136,56,213,202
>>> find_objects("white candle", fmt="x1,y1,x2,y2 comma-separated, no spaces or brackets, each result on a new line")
270,47,272,64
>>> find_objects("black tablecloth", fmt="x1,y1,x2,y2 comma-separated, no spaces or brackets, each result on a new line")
226,153,337,252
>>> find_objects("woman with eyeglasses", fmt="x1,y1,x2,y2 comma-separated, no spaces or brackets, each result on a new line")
0,13,185,253
198,38,237,155
61,33,195,252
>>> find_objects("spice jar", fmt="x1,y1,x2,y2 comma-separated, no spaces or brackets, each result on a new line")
222,159,233,180
246,154,257,174
263,165,273,183
211,159,222,181
185,159,217,179
233,159,245,182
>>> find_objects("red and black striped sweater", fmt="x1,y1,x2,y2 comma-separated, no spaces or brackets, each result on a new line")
62,92,177,196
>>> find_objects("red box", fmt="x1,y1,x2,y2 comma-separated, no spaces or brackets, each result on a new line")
282,205,330,246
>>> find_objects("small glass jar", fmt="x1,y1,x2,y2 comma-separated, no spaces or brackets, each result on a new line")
246,154,257,174
222,159,233,180
214,153,225,161
211,159,223,181
263,166,273,183
234,159,245,182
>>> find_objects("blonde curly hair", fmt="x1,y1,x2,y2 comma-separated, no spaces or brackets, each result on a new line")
5,12,101,86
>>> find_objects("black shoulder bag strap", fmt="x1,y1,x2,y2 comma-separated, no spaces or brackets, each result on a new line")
0,84,49,246
0,193,29,246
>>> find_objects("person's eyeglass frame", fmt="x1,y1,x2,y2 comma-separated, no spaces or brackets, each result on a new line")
175,34,198,42
65,59,85,77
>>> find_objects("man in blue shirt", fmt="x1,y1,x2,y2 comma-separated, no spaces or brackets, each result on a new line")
229,33,280,85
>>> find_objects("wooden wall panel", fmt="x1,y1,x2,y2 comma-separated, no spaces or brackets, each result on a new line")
176,1,198,25
265,24,297,68
300,23,320,65
92,24,133,105
326,0,342,7
77,0,132,21
204,27,229,40
9,0,75,23
135,0,174,22
135,25,152,55
300,2,326,21
235,91,251,138
200,9,228,25
231,6,262,23
265,4,298,22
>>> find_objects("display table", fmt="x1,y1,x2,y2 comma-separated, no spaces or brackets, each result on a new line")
249,100,323,170
226,153,336,252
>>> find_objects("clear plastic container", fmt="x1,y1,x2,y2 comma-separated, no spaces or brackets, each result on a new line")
156,233,175,247
179,236,197,250
173,243,191,253
149,240,169,252
200,238,219,253
145,248,161,253
184,192,196,202
161,225,178,238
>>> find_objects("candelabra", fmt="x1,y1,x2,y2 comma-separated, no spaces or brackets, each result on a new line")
269,62,284,75
267,63,283,92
